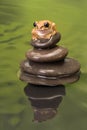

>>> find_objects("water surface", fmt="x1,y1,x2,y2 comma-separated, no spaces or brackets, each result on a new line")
0,0,87,130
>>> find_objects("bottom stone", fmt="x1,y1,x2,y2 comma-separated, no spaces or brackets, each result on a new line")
19,57,80,86
20,71,80,86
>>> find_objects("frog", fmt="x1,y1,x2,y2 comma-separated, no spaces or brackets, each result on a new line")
32,20,57,40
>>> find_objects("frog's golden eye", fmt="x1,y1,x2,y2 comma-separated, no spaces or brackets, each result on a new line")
33,22,37,27
44,22,49,28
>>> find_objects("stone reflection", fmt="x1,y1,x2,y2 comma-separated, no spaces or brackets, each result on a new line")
24,84,65,122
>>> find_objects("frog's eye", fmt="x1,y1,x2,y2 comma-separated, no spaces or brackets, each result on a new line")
44,22,49,28
33,22,37,27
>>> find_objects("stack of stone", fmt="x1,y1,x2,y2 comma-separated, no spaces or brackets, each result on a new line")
19,31,80,86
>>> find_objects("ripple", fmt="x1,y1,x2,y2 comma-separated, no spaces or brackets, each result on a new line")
5,45,16,50
0,34,24,43
4,25,24,33
0,2,20,8
0,33,4,36
0,64,11,68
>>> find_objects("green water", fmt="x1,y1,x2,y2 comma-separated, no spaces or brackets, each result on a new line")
0,0,87,129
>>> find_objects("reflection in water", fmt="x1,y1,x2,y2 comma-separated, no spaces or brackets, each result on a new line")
24,84,65,122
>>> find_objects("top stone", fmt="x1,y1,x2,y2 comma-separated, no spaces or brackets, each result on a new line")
30,20,61,49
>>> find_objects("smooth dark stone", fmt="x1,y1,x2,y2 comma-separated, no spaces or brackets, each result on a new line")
26,46,68,62
20,70,80,86
30,32,61,49
20,58,81,77
20,57,81,85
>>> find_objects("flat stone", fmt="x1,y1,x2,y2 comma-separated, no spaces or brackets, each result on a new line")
20,58,80,86
20,58,80,77
19,70,80,86
26,46,68,62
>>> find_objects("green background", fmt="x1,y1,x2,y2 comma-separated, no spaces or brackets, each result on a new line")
0,0,87,130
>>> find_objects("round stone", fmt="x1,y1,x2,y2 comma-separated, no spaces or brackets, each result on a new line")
20,58,80,86
26,46,68,62
30,32,61,49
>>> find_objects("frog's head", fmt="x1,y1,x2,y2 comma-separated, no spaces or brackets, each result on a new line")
32,20,57,40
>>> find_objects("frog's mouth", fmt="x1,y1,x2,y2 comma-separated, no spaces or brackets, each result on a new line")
36,29,52,37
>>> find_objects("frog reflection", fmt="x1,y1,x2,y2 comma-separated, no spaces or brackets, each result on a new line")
24,84,65,122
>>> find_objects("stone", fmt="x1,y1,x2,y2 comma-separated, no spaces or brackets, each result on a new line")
20,58,80,86
20,70,80,86
30,32,61,49
26,46,68,62
20,58,80,77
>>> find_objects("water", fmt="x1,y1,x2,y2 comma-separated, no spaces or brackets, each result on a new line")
0,0,87,129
